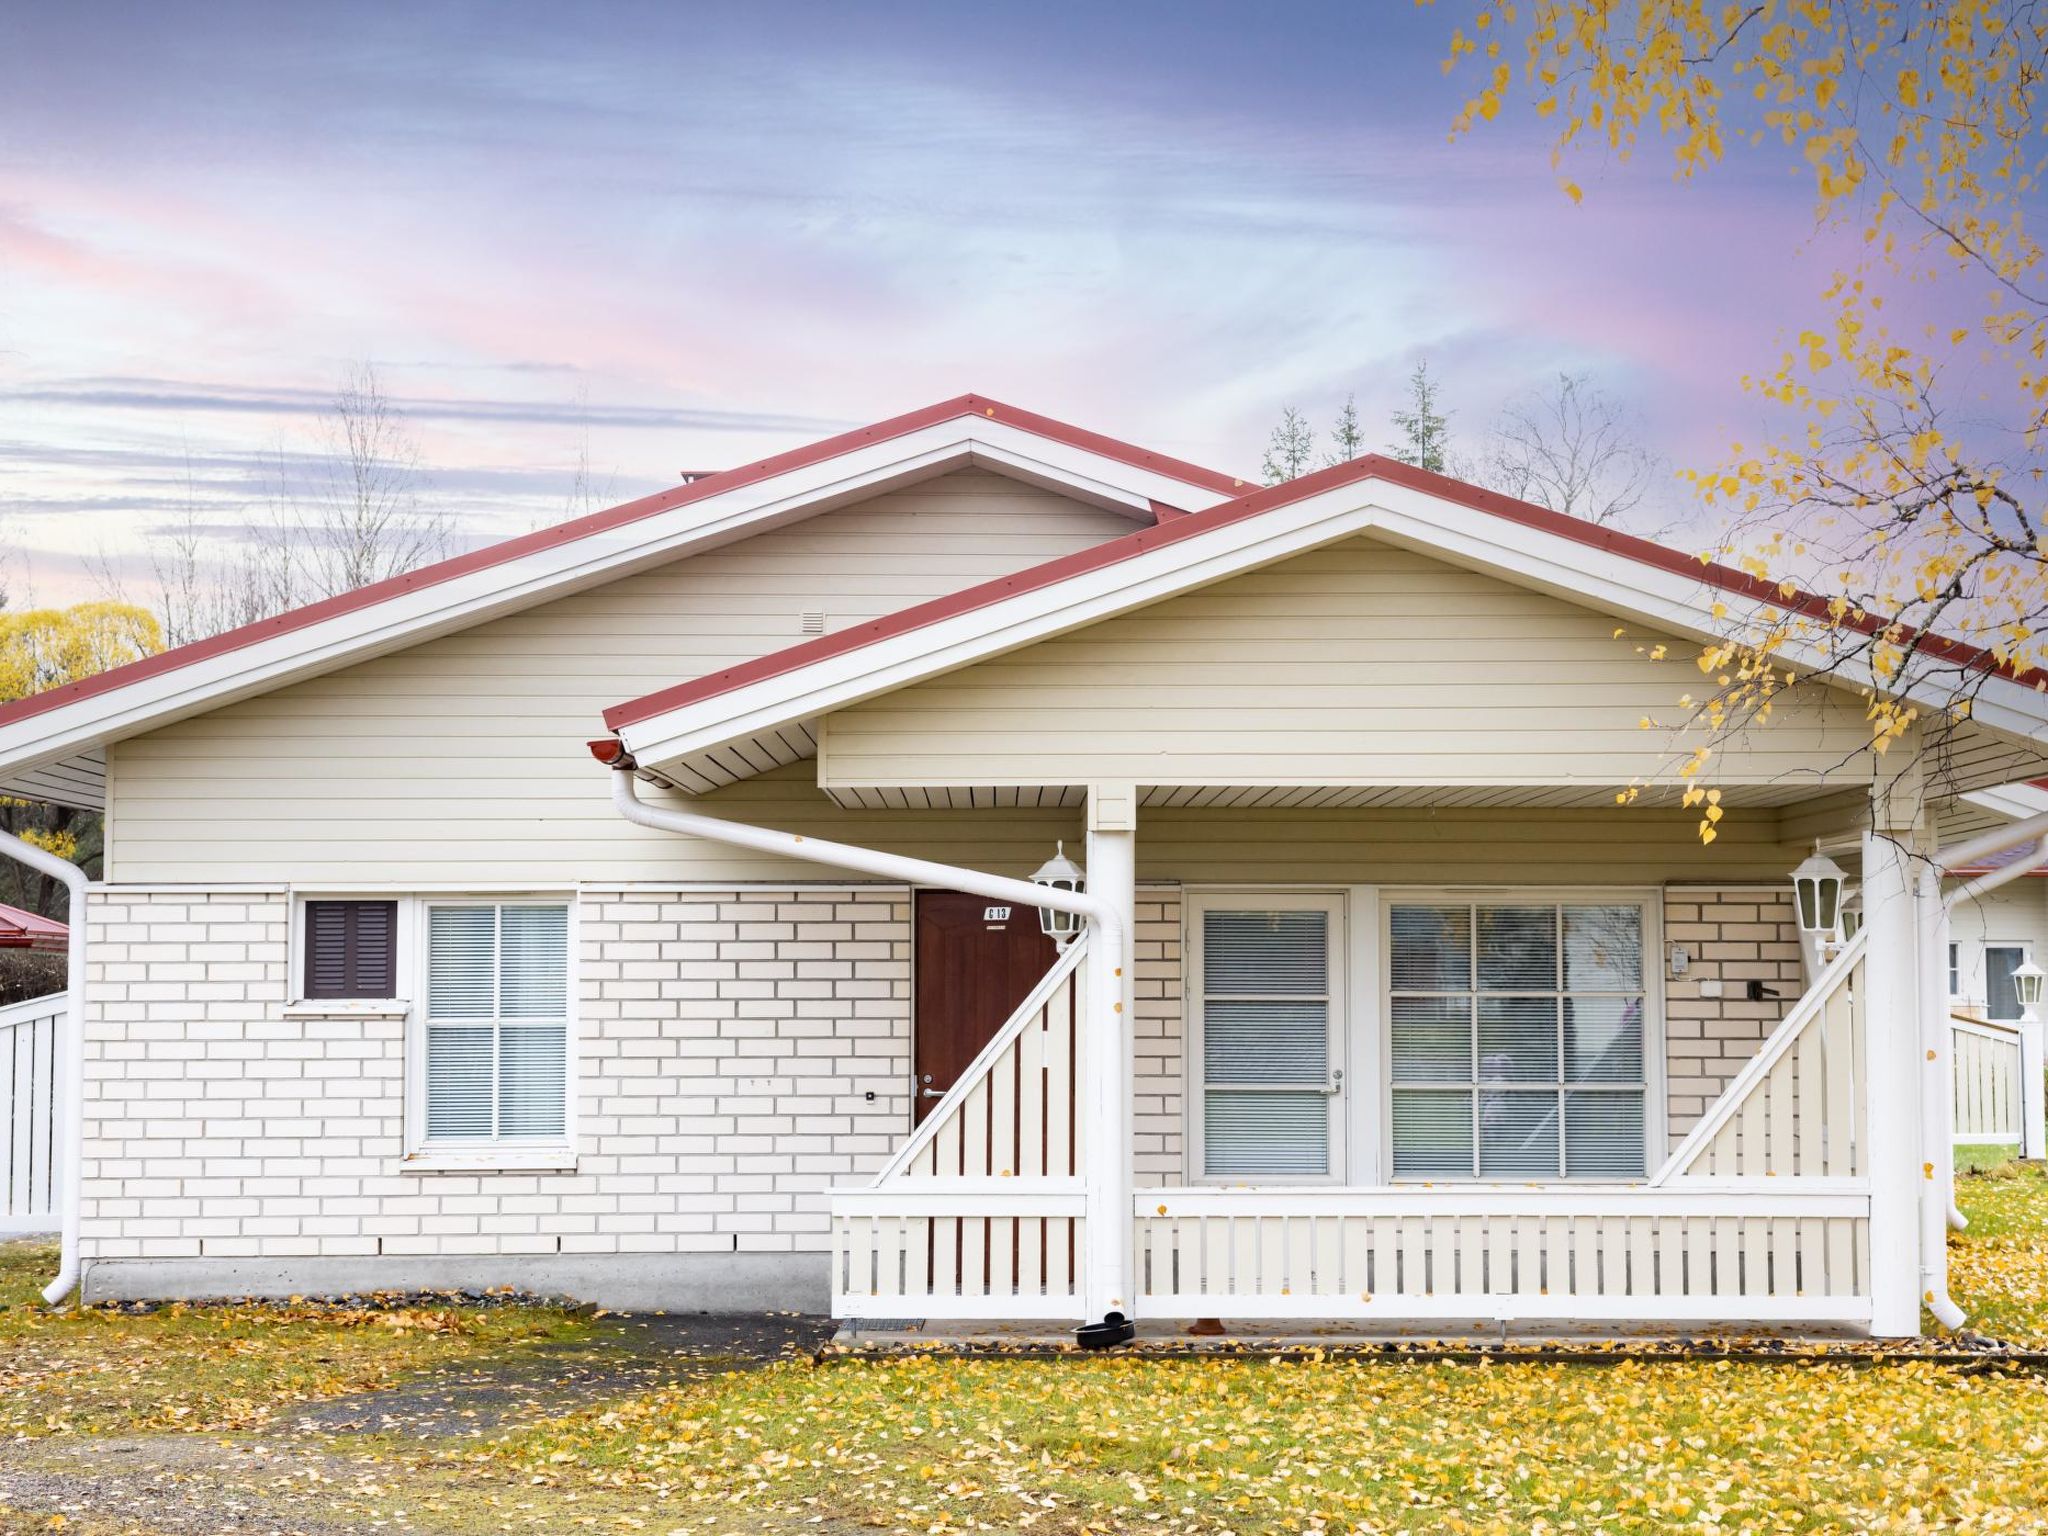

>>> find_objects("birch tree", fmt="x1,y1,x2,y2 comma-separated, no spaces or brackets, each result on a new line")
1440,0,2048,836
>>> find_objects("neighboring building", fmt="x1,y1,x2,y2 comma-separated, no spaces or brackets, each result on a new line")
0,902,67,953
0,396,2043,1337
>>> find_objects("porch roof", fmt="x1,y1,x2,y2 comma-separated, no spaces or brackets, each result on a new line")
599,456,2048,805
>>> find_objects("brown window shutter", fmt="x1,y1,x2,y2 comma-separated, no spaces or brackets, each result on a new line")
304,900,399,998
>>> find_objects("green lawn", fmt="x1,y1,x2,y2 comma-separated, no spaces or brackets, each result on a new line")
0,1238,592,1436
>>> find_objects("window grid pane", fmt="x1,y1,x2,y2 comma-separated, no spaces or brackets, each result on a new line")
1388,900,1646,1182
424,903,570,1146
1199,907,1333,1177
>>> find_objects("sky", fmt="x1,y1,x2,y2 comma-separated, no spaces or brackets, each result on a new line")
0,1,1858,606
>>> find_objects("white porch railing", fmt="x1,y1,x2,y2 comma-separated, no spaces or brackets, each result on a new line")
832,943,1089,1318
1655,931,1868,1182
0,991,62,1236
831,926,1876,1328
1133,1184,1868,1321
1951,1012,2023,1146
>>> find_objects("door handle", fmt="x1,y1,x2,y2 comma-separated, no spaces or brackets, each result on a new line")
921,1087,946,1099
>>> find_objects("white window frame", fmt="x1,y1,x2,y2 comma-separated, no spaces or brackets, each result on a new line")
403,895,579,1173
1379,887,1665,1184
1984,940,2028,1022
283,890,415,1018
1184,890,1348,1185
1948,941,1963,1002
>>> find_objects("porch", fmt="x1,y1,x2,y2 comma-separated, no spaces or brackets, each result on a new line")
828,877,1885,1334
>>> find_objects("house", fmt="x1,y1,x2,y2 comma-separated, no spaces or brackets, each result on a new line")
1,395,2044,1339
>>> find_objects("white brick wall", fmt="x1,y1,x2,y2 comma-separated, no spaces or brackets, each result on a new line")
80,880,1800,1270
1132,887,1184,1186
1662,887,1804,1145
81,886,911,1264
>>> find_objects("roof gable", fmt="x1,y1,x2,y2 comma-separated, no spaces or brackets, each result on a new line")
607,453,2048,791
0,396,1239,806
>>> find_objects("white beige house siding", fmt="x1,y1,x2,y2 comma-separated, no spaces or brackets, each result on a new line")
818,535,1885,792
104,471,1141,886
78,884,912,1305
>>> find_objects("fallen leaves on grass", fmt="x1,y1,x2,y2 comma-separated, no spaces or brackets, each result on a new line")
486,1352,2048,1534
0,1240,591,1436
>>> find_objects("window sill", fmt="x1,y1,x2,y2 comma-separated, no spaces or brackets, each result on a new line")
398,1148,577,1174
281,998,410,1021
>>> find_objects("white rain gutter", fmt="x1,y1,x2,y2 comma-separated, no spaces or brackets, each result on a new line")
0,828,86,1305
603,763,1135,1335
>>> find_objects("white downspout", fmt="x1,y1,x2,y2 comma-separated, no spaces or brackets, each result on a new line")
0,829,87,1306
604,764,1136,1336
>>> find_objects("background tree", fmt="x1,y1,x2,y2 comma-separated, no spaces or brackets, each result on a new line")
1388,359,1451,472
1468,371,1659,528
143,362,449,644
1441,1,2048,833
1262,405,1317,484
1325,394,1366,467
0,601,162,919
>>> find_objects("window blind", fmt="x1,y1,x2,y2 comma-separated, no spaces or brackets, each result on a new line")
1200,908,1333,1177
424,903,570,1144
1389,900,1646,1180
1987,946,2025,1022
304,900,397,999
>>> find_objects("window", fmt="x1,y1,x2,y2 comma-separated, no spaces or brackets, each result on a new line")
1987,945,2027,1022
1948,942,1962,999
1191,896,1343,1179
419,902,571,1149
1388,898,1651,1180
303,900,398,999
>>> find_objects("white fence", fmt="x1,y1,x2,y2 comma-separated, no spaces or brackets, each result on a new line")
0,992,62,1236
1951,1013,2023,1146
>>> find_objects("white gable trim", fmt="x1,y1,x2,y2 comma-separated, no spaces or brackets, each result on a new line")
616,474,2048,774
0,419,1232,790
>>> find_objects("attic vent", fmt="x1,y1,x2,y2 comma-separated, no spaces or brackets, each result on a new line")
799,611,826,635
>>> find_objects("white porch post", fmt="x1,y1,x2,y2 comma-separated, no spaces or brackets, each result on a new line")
1864,777,1927,1337
1083,782,1136,1323
2021,1004,2048,1161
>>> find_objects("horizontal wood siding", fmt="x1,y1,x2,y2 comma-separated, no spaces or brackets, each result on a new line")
108,472,1139,884
820,537,1888,789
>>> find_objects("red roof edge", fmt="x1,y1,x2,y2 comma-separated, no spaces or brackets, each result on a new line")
0,395,1243,735
604,451,2048,734
0,901,67,950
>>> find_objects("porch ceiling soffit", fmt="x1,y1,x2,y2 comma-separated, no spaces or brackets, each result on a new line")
0,399,1237,812
613,471,2048,801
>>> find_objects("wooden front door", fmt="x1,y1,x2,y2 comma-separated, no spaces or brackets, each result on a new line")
913,890,1058,1123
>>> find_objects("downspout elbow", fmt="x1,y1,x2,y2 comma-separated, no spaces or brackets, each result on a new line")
605,763,1123,953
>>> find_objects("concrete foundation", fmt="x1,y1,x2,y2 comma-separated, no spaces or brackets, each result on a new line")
79,1250,830,1313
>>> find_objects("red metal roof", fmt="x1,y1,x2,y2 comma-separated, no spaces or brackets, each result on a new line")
0,396,1243,734
0,902,67,951
603,451,2048,733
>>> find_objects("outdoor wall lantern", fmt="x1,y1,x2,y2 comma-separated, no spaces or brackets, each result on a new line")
1838,888,1863,941
1790,851,1848,937
1030,841,1086,949
2016,955,2045,1014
